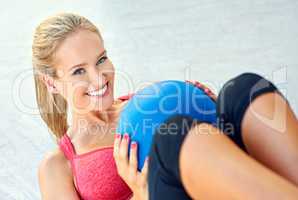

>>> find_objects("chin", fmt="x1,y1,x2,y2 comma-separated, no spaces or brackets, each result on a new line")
84,80,115,111
94,97,114,111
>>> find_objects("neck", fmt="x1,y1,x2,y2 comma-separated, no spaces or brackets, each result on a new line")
69,109,112,140
67,100,125,146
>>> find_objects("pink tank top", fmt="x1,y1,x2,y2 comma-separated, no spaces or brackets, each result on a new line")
58,94,134,200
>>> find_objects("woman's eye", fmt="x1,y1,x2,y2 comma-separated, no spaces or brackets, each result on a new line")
72,68,85,75
96,56,108,66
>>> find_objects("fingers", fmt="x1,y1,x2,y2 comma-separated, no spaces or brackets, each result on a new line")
141,157,149,180
119,133,129,165
201,85,216,101
113,134,149,194
113,133,130,177
188,80,217,101
127,141,138,183
129,141,138,171
113,133,121,158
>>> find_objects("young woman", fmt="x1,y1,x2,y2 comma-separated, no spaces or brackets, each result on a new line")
114,73,298,200
33,12,298,200
33,13,148,200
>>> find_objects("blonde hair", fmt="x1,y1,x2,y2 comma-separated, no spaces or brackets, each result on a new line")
32,12,101,143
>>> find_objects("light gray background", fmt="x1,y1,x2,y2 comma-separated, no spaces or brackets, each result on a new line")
0,0,297,199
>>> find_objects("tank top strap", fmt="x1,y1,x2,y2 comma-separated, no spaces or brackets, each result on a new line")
58,133,76,161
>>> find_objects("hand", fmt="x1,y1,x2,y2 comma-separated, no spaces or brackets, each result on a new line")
113,133,149,200
186,80,217,101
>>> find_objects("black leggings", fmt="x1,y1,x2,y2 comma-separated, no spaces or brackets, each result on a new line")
148,73,280,200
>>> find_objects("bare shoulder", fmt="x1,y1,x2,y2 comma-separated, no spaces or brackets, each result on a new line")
38,148,71,175
38,148,80,200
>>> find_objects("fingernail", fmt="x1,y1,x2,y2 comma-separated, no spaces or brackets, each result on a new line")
124,133,129,140
131,141,137,148
116,133,121,139
204,88,209,93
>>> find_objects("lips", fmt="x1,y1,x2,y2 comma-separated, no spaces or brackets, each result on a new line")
86,82,109,97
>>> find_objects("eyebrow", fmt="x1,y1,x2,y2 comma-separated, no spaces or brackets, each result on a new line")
69,50,107,72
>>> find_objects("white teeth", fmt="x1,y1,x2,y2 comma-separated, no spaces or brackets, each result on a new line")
87,83,108,96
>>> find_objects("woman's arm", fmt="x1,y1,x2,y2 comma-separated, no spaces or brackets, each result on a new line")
38,151,81,200
113,134,149,200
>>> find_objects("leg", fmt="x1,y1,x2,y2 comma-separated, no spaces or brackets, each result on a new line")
148,115,298,200
217,73,298,185
180,122,298,200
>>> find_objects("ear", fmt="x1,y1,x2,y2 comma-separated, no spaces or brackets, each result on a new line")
39,74,59,94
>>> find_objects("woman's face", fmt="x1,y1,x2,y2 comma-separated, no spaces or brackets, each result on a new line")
53,29,115,114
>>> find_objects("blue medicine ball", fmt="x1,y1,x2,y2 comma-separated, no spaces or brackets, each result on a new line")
116,80,217,170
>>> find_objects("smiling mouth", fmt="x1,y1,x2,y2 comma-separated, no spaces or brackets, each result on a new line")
86,82,109,97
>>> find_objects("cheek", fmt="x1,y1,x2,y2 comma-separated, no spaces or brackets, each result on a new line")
99,66,115,88
107,69,115,87
66,83,88,107
102,61,115,75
